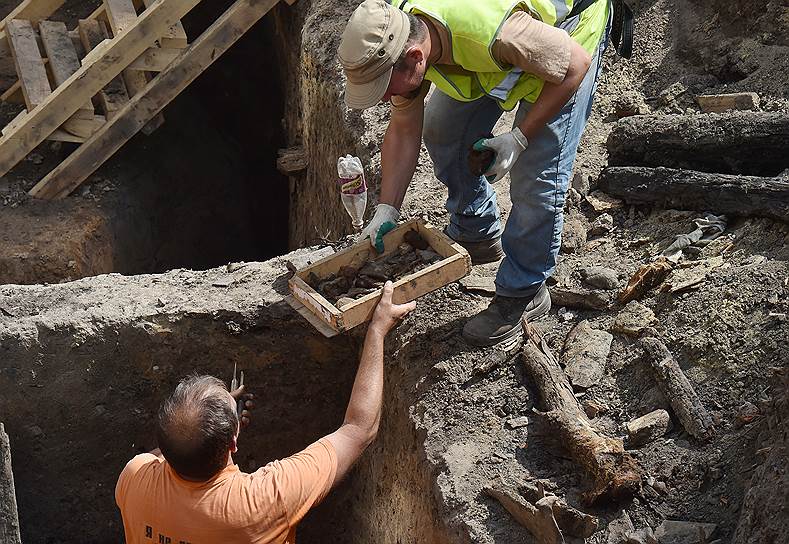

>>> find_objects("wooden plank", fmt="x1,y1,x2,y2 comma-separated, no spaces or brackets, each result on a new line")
696,92,760,113
0,81,24,104
1,110,27,136
284,295,340,338
0,0,202,179
127,47,181,71
0,0,66,59
6,19,51,109
77,19,129,119
38,21,81,86
46,128,86,143
28,0,280,200
39,20,96,136
103,0,165,132
142,0,188,48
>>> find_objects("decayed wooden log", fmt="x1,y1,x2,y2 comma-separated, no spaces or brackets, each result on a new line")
606,112,789,176
520,321,642,504
599,167,789,223
639,338,715,441
0,423,21,544
484,484,564,544
276,146,309,175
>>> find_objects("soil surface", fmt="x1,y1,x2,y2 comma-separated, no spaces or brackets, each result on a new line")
0,0,787,543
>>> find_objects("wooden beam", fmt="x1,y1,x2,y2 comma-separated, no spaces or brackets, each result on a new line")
127,47,181,71
77,19,130,120
6,19,51,109
0,81,24,104
143,0,188,48
0,0,202,179
29,0,281,199
599,166,789,223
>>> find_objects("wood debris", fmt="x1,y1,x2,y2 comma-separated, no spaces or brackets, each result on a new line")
639,338,715,441
306,229,441,304
619,258,673,303
520,320,642,504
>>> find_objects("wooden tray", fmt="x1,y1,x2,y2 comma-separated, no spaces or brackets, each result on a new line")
288,219,471,335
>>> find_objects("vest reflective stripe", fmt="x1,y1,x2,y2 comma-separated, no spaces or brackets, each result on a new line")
394,0,608,109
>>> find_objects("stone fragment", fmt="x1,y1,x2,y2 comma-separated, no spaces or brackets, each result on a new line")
563,321,613,389
625,409,672,447
612,90,649,118
506,416,529,429
580,266,620,290
588,213,613,236
695,92,760,113
657,82,687,107
607,510,635,544
551,286,614,311
561,213,587,254
566,186,583,208
586,191,624,213
654,521,717,544
625,527,658,544
571,171,590,195
459,275,496,295
612,302,656,336
583,399,608,418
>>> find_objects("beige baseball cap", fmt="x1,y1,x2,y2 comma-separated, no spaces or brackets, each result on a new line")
338,0,411,109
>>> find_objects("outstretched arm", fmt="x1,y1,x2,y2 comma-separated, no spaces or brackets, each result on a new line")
324,281,416,485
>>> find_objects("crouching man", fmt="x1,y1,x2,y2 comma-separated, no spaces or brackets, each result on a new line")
116,281,415,544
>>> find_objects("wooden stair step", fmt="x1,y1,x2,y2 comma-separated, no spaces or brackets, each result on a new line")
38,19,97,137
6,19,51,109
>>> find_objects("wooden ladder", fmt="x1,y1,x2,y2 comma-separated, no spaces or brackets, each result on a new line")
0,0,292,200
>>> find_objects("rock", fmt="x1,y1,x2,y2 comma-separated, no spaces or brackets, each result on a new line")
572,171,590,195
612,301,657,336
626,527,658,544
654,521,717,544
563,321,614,389
583,399,608,418
580,266,621,290
586,191,624,212
607,510,635,544
506,416,529,429
735,401,760,428
566,187,583,208
27,425,43,438
612,90,650,118
28,153,44,165
551,286,614,311
459,275,496,295
625,409,672,447
561,213,587,254
589,213,614,236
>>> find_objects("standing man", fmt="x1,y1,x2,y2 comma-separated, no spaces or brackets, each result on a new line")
339,0,610,346
116,282,414,544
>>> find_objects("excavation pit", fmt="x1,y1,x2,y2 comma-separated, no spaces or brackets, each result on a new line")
0,257,453,543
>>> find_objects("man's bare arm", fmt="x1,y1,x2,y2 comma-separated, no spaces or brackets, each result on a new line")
517,39,592,140
378,102,425,209
324,282,415,486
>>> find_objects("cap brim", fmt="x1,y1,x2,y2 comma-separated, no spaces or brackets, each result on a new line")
344,67,393,110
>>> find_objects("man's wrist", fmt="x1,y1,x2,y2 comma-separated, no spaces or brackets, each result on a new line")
367,322,389,338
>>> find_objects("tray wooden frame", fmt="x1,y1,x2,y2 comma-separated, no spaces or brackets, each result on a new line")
289,219,471,335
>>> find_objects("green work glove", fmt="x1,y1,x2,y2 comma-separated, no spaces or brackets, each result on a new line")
360,203,400,253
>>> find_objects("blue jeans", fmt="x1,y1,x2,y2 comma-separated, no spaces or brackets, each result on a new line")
422,26,609,297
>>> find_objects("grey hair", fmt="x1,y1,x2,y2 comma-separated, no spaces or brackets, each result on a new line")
156,374,238,480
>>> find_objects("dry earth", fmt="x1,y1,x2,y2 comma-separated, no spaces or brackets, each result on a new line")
0,0,787,543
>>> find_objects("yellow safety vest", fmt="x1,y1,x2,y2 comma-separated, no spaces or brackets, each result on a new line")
393,0,609,110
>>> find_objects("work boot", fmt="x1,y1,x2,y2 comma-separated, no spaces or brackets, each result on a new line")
444,229,504,265
462,283,551,346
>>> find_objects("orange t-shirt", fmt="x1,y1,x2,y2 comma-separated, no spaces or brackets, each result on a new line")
115,439,337,544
